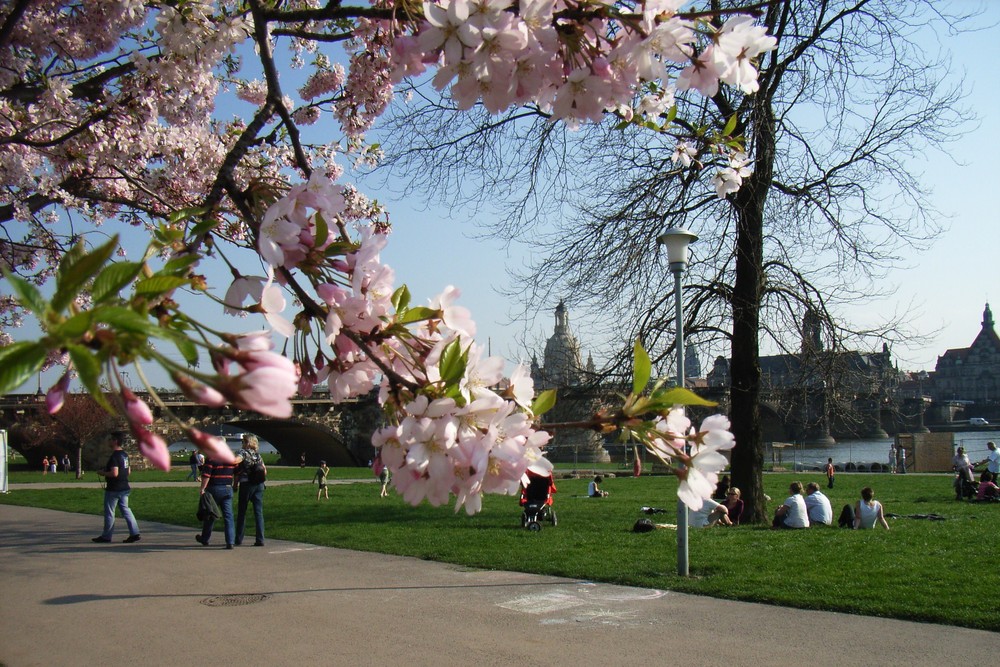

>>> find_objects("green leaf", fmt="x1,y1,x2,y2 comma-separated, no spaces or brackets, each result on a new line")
392,285,411,312
66,344,112,412
2,271,48,314
165,333,199,365
190,218,220,237
0,342,48,394
314,212,329,251
438,339,467,386
397,306,438,325
52,236,119,313
161,254,200,275
133,275,191,296
722,113,739,137
531,389,557,417
168,206,210,225
651,386,718,408
55,311,94,339
55,242,85,286
91,261,143,303
632,338,651,395
94,307,158,336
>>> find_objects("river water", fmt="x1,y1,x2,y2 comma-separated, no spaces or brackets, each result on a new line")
771,431,997,472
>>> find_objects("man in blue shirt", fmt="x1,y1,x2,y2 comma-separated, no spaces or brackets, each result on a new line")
92,431,141,544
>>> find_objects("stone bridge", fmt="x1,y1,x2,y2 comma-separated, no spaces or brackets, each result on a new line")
0,391,383,469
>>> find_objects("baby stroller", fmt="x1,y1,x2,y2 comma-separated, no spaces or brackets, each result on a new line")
520,470,557,531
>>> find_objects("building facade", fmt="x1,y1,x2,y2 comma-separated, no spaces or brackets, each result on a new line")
530,302,609,463
930,303,1000,403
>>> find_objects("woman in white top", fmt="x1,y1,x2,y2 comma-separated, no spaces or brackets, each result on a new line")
854,486,890,530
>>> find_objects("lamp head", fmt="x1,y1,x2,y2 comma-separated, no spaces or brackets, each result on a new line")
657,228,698,272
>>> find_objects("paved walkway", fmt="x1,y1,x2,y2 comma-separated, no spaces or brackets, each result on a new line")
0,503,995,667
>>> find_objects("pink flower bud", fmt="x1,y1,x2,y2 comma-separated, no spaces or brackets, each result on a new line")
123,388,153,425
172,373,227,407
134,427,171,471
188,428,237,464
45,373,71,415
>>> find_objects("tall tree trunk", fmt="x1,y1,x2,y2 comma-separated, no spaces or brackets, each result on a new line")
75,444,83,479
728,97,776,523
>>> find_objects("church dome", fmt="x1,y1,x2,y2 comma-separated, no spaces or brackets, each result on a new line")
542,301,584,387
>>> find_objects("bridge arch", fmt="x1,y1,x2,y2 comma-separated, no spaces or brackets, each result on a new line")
228,418,361,467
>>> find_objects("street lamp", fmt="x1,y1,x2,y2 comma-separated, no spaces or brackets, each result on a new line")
657,227,698,577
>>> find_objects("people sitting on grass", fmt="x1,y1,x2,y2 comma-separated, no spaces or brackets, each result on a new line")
772,481,810,529
713,474,731,500
588,475,609,498
975,471,999,502
711,486,744,526
804,482,833,526
853,486,890,530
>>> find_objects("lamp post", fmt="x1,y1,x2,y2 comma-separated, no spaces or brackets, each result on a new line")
657,227,698,577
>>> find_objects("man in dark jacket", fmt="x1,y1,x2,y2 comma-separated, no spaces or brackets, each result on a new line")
197,453,241,549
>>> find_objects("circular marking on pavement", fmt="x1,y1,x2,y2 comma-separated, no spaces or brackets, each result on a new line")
201,593,271,607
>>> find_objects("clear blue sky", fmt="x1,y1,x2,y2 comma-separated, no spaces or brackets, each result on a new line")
10,1,999,394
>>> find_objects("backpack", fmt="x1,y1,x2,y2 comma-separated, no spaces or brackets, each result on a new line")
244,453,267,484
632,518,655,533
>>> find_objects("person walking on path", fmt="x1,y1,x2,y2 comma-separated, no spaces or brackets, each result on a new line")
92,431,141,544
197,453,241,549
234,434,266,547
313,461,330,500
185,450,204,482
373,452,390,498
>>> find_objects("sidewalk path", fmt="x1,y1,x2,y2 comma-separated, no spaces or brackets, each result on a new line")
0,504,995,667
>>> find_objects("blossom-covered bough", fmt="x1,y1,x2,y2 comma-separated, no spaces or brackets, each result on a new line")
0,0,773,514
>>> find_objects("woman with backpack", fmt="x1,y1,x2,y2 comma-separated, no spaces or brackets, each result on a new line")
234,434,267,547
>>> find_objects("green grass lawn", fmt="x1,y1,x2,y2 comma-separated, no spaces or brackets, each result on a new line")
2,471,996,630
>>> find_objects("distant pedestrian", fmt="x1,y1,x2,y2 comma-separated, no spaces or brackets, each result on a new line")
825,458,835,489
313,461,330,500
185,450,203,482
888,444,897,473
61,454,70,473
49,458,57,474
300,452,306,468
373,452,390,498
92,431,141,544
42,456,49,476
982,442,999,480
